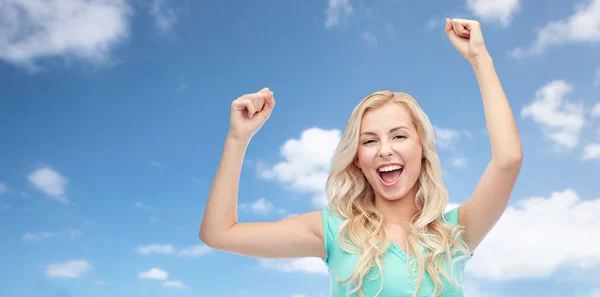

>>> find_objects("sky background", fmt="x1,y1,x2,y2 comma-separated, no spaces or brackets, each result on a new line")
1,0,600,297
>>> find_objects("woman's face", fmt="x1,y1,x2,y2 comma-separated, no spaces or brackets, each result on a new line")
355,102,423,202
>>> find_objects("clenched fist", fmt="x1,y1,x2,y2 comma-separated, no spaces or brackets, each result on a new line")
228,87,275,142
445,18,489,62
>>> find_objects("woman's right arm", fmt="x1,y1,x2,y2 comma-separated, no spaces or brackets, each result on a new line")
199,88,326,259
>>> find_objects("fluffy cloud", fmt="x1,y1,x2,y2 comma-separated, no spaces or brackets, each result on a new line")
23,228,81,241
27,167,69,203
138,267,189,289
258,128,341,208
135,243,212,258
521,80,585,149
138,267,168,280
511,0,600,57
452,157,468,168
466,188,600,280
148,0,178,35
360,32,377,47
46,260,90,278
163,280,188,289
260,257,329,275
434,126,470,149
466,0,521,26
325,0,352,28
583,143,600,160
136,201,155,211
0,0,132,71
240,198,287,216
135,244,175,255
177,244,213,258
592,103,600,117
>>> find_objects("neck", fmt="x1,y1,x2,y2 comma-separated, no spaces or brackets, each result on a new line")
374,186,419,230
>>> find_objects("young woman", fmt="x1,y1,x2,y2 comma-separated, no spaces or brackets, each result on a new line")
200,18,522,297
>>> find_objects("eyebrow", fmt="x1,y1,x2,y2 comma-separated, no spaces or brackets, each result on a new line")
360,126,409,137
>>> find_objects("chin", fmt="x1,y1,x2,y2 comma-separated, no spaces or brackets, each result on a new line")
377,187,410,201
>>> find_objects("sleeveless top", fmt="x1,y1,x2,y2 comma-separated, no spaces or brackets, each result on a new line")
321,207,472,297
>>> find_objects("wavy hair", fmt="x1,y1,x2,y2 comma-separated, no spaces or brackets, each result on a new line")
324,91,472,297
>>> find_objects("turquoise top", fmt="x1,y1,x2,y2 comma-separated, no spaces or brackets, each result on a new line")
321,207,471,297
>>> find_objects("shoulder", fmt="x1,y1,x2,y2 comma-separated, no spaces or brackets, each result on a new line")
321,209,345,238
320,209,345,262
442,205,461,226
441,204,474,258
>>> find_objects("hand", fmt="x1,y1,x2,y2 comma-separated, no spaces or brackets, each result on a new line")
228,87,275,142
445,18,489,62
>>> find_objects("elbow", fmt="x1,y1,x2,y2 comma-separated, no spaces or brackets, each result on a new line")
492,151,523,170
199,226,229,250
199,226,217,248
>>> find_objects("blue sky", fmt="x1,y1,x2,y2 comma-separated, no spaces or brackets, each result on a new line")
1,0,600,297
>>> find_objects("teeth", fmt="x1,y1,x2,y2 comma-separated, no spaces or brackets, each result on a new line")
378,165,403,172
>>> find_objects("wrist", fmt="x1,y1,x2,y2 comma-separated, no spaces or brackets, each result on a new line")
226,131,251,147
468,52,493,68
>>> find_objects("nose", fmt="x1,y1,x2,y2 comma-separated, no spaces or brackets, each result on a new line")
379,140,393,157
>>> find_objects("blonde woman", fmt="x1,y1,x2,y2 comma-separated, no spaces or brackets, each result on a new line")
200,18,522,297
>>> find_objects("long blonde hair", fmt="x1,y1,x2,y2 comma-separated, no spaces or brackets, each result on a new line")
325,91,472,297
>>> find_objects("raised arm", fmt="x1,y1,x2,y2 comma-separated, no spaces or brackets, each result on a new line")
199,88,326,259
445,19,523,251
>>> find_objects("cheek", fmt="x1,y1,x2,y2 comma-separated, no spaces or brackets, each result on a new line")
356,147,376,168
393,142,422,160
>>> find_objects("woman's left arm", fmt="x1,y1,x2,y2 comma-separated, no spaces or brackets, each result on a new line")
445,18,523,251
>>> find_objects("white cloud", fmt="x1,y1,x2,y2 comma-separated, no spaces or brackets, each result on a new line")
135,243,212,258
240,198,286,216
136,201,155,211
135,244,175,255
466,0,521,26
0,0,132,71
46,260,90,278
148,159,165,168
163,280,188,289
258,128,341,208
583,143,600,160
446,203,460,213
148,0,178,35
521,80,584,149
177,244,212,258
138,267,168,280
23,228,81,241
360,32,377,47
452,157,468,168
434,126,461,149
0,183,7,194
511,0,600,58
592,103,600,117
325,0,352,28
260,257,329,275
425,17,440,31
466,188,600,280
462,280,497,297
27,167,69,203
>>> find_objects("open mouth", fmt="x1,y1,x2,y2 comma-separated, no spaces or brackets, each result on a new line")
377,165,404,186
